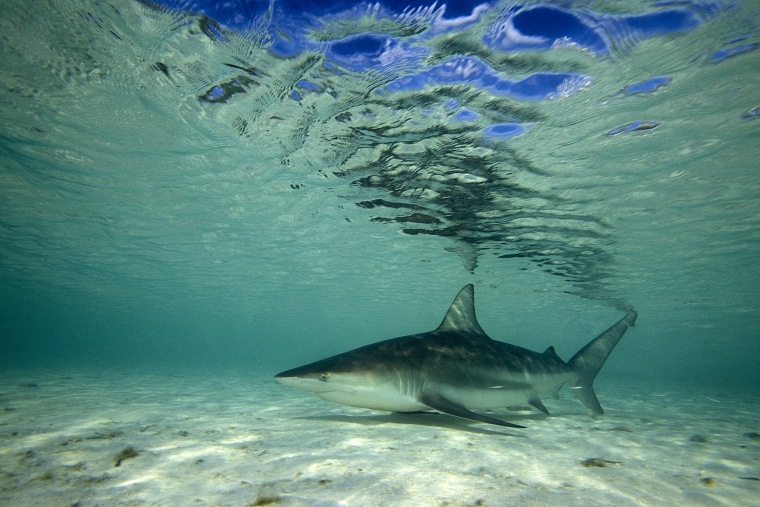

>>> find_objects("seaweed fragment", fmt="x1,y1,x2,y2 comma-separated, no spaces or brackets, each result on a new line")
580,458,621,467
251,494,282,506
114,447,138,467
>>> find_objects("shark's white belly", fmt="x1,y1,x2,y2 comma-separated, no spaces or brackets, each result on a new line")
442,387,534,409
438,374,569,410
315,373,569,412
316,388,427,412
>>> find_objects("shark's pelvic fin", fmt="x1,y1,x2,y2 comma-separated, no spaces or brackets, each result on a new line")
568,310,638,414
529,396,550,415
436,284,488,336
420,391,525,429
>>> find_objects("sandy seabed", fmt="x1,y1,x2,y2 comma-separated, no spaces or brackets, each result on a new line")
0,370,757,506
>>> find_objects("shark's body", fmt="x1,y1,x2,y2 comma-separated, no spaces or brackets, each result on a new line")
275,284,636,428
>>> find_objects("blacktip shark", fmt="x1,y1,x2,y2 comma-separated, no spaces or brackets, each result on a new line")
275,284,636,429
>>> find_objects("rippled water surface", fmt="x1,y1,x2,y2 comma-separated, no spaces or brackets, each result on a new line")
0,0,758,387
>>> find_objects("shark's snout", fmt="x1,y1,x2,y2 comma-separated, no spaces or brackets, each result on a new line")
275,370,333,393
274,372,301,388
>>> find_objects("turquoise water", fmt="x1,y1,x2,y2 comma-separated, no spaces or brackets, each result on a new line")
1,0,759,393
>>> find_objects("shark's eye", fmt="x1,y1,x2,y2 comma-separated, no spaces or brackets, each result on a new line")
319,373,329,381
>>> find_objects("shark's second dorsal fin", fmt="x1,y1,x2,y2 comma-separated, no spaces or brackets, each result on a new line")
436,284,488,336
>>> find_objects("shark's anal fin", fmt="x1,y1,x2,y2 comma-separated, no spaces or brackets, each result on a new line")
529,397,550,415
420,392,525,429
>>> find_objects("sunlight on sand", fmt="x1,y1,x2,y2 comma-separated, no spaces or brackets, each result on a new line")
0,371,757,506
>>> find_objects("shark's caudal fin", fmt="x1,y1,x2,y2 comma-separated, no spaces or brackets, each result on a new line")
568,311,637,414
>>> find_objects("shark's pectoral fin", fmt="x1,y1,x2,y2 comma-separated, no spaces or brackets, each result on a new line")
419,392,525,429
529,397,550,415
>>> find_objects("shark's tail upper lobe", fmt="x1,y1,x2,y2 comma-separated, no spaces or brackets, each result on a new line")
567,311,637,414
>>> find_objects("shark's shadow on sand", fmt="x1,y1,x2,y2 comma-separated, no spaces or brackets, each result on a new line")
295,411,545,436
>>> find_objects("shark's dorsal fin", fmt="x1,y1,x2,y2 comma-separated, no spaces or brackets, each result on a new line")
436,284,488,336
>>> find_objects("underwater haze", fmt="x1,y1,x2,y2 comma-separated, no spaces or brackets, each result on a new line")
1,0,758,385
0,0,759,504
